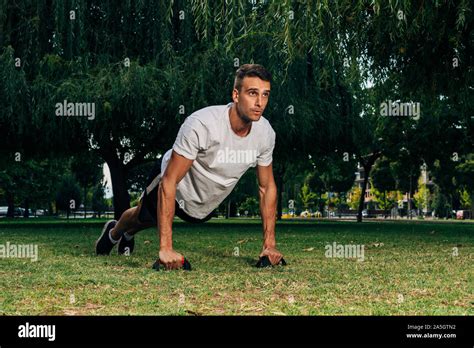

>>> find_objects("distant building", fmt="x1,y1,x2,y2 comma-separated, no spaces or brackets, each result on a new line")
351,164,434,212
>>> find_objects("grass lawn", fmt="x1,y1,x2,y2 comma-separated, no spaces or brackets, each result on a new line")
0,218,472,315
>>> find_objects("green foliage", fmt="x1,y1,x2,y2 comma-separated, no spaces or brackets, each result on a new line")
319,156,357,194
0,47,30,152
413,177,432,212
55,175,82,215
348,186,362,210
459,188,472,210
299,183,317,210
1,1,472,218
432,186,452,219
0,158,68,212
372,186,402,211
91,184,107,216
226,170,259,208
71,152,103,207
238,197,259,217
372,157,397,192
456,160,474,195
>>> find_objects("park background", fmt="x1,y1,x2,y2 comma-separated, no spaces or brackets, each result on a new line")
0,0,472,315
0,0,473,221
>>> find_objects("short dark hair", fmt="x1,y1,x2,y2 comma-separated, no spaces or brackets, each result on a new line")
233,64,272,91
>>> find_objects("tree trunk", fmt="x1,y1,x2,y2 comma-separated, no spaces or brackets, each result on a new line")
84,185,87,219
226,199,231,219
318,193,324,214
276,168,285,221
225,200,237,218
107,158,131,220
470,193,474,220
357,169,369,222
356,153,380,222
23,198,29,218
49,201,54,216
6,191,15,218
337,193,341,217
408,174,412,219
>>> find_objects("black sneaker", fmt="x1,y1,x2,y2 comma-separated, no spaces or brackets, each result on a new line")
95,220,118,255
118,234,135,255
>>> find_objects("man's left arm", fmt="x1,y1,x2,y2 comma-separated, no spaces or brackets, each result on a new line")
257,163,283,265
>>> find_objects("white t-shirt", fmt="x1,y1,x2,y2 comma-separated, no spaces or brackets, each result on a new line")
160,102,276,219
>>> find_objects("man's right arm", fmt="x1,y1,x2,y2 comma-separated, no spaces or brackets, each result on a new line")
157,150,194,269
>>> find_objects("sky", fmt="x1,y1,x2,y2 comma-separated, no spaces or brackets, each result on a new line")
102,163,113,198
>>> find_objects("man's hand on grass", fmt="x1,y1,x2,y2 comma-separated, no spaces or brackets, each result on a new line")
159,248,184,270
259,246,283,265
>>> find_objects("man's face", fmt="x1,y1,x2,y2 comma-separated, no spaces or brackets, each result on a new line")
232,76,271,122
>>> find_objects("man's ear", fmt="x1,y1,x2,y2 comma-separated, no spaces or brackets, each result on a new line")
232,88,239,103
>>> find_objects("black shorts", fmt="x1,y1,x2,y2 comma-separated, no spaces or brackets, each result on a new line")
137,157,214,224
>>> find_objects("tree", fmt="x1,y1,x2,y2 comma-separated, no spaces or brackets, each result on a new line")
373,186,401,214
305,170,327,214
459,188,472,211
372,157,397,193
348,186,362,210
455,159,474,217
92,184,107,218
55,175,82,219
299,183,317,211
319,156,357,198
71,152,103,218
222,170,259,218
355,153,381,222
432,186,452,219
238,197,259,217
2,0,472,222
0,158,63,218
413,177,432,215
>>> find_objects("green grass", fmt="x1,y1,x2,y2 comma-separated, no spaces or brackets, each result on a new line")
0,219,472,315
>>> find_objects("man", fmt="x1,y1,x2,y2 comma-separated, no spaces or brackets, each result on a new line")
95,64,284,270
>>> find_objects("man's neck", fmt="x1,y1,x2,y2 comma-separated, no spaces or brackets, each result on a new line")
229,104,252,137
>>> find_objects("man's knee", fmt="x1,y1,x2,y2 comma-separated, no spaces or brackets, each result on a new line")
128,205,142,224
133,203,154,228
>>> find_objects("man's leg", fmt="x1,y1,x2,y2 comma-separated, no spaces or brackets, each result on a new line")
110,201,154,240
96,158,162,255
95,199,155,255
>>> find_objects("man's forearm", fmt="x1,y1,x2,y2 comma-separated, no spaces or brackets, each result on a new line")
157,178,176,250
259,183,277,248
